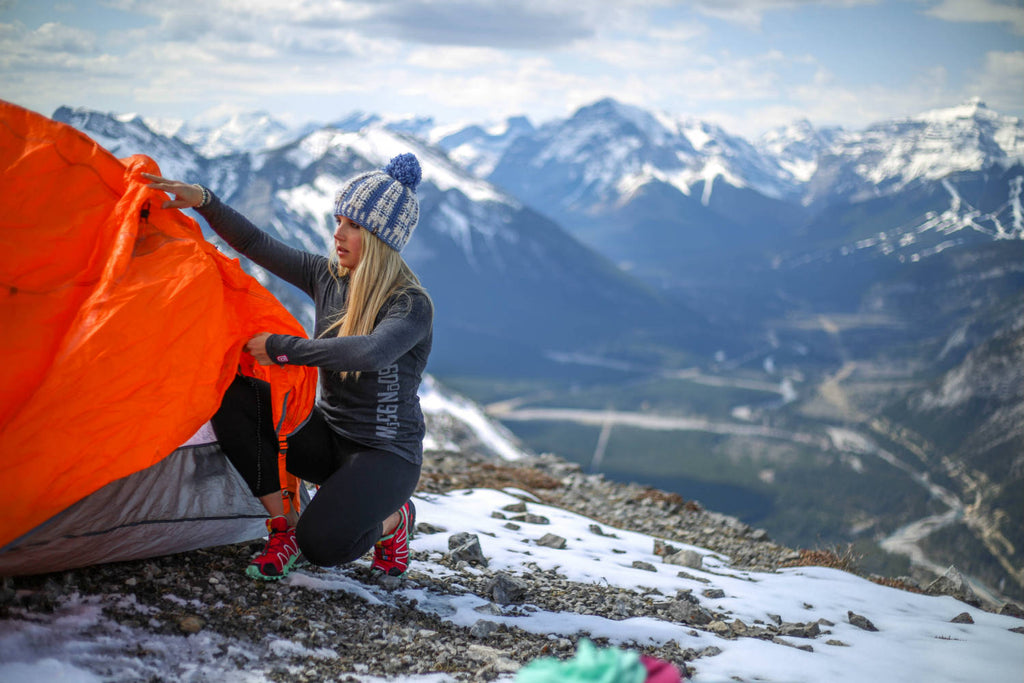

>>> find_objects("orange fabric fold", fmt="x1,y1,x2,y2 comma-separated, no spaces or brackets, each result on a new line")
0,100,316,549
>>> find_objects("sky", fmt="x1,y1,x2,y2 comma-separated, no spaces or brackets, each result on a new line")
1,0,1022,141
0,0,1019,136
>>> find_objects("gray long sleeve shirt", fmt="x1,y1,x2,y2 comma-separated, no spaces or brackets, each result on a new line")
197,195,433,466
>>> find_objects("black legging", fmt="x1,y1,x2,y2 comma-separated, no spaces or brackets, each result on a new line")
210,374,420,567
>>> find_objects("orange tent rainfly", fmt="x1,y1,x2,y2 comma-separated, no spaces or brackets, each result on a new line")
0,100,317,574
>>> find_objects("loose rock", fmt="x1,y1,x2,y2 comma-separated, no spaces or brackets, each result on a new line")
470,620,501,639
848,611,879,632
925,566,982,607
448,532,489,567
536,533,566,549
485,573,528,604
998,603,1024,619
178,615,204,634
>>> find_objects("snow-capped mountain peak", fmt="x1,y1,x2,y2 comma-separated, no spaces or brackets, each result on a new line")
918,96,991,124
802,99,1024,204
433,115,536,177
53,106,203,183
171,110,317,158
756,119,841,184
437,98,1023,213
483,97,802,214
284,124,510,205
329,110,438,141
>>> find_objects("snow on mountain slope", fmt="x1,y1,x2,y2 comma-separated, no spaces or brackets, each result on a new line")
73,95,1021,228
226,115,688,369
860,103,1016,185
436,116,536,178
53,106,203,183
419,376,527,462
756,119,842,184
443,98,1023,215
284,126,509,205
801,169,1024,267
487,98,800,212
330,111,438,141
263,122,528,277
173,110,317,158
806,99,1024,205
55,104,690,374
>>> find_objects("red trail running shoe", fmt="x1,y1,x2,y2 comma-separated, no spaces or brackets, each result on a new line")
371,500,416,577
246,515,301,580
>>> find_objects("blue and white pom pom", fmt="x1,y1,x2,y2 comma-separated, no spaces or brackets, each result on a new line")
384,153,422,193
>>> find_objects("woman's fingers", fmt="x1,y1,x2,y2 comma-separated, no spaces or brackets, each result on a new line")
161,197,195,209
141,172,177,190
140,173,202,208
245,332,274,366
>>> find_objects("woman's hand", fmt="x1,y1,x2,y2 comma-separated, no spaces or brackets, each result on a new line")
141,173,205,209
245,332,275,366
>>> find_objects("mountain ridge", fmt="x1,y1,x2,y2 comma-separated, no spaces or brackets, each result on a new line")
53,105,711,378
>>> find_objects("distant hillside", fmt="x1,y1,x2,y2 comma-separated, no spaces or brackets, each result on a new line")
880,309,1024,600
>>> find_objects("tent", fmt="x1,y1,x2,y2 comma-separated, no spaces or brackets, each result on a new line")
0,100,317,575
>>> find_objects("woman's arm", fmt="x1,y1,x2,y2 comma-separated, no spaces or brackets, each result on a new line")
142,174,324,296
257,294,432,372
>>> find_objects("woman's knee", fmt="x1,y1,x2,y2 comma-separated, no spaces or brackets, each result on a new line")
295,514,377,567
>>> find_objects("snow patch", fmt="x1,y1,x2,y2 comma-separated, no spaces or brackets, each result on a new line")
826,427,874,453
267,639,338,660
683,125,712,151
1,487,1022,682
419,377,526,461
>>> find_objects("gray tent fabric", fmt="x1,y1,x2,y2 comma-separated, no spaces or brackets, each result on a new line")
0,441,277,576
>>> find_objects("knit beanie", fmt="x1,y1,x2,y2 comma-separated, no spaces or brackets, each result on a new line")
333,153,422,252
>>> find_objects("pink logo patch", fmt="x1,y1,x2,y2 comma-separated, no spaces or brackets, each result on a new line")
276,354,289,363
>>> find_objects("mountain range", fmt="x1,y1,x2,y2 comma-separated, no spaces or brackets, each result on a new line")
55,105,703,378
52,97,1024,601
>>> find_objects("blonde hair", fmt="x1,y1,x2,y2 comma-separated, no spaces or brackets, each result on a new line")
322,228,429,380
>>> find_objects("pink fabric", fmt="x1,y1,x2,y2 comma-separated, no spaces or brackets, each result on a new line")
641,655,683,682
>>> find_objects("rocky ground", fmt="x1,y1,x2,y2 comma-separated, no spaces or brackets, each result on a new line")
2,448,1020,681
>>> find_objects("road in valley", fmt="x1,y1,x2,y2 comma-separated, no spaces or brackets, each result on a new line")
486,381,1007,605
487,404,827,448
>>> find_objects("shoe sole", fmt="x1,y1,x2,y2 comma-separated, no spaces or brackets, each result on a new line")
246,552,301,581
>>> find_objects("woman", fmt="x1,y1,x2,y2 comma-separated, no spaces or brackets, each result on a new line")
143,153,432,581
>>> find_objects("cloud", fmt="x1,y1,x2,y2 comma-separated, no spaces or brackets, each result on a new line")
752,62,958,135
2,0,1020,140
969,50,1024,113
268,27,361,58
684,0,880,29
392,56,591,121
17,21,96,53
0,21,107,82
111,3,389,63
365,1,595,49
925,0,1024,35
405,45,512,70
